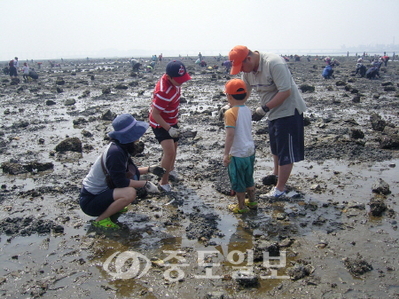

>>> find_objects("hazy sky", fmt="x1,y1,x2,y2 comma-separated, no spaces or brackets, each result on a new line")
1,0,398,61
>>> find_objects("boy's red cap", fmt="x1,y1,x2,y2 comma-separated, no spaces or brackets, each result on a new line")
228,45,249,75
225,78,247,95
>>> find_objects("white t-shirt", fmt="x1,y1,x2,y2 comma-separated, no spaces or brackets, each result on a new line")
224,105,255,158
22,65,29,74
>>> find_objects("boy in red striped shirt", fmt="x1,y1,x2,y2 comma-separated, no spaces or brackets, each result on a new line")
149,60,191,192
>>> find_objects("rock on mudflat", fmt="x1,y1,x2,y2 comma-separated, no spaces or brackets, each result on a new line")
64,98,76,106
205,291,226,299
55,137,82,152
380,129,399,149
287,264,315,280
371,178,390,195
1,161,54,175
370,113,386,131
234,271,259,288
343,254,373,277
368,200,387,216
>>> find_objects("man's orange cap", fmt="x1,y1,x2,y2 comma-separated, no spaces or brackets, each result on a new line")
225,78,247,95
228,45,249,75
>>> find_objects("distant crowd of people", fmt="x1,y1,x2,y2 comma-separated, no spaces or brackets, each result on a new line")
4,50,395,85
3,57,39,82
321,52,393,80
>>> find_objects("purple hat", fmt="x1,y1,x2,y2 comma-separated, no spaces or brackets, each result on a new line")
108,114,149,144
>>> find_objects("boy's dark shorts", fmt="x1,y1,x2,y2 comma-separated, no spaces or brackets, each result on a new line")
79,187,114,217
268,109,304,166
152,124,180,143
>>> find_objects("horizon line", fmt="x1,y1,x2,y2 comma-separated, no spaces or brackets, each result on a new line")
1,48,398,62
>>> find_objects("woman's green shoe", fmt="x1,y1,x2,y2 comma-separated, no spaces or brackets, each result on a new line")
93,217,120,229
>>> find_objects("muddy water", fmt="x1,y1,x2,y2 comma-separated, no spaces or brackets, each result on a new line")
1,57,398,298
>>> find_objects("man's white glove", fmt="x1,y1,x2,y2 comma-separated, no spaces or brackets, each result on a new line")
168,127,180,138
148,165,166,177
145,181,160,193
252,106,269,121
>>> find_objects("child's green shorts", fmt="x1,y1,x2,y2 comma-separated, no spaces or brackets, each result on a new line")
228,154,255,193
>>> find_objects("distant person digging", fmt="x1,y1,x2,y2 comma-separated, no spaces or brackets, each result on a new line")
200,61,207,67
330,58,340,67
22,63,30,82
3,65,10,75
131,58,142,72
381,55,389,67
365,59,382,79
322,57,334,79
9,57,19,79
366,65,381,80
29,68,39,80
355,58,366,78
222,60,232,74
322,64,334,79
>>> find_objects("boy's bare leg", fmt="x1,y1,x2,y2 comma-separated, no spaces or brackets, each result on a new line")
236,192,246,210
159,139,177,185
246,186,255,202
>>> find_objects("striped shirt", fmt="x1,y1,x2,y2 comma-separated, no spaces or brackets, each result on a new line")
149,74,181,128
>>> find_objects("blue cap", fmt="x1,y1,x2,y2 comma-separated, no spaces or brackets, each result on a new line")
108,114,149,144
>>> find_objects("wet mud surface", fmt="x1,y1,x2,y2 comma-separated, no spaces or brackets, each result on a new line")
1,56,399,298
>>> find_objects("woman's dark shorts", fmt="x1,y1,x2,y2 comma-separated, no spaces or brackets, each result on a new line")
79,187,114,217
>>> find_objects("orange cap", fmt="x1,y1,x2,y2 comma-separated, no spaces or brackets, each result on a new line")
228,45,249,75
225,78,247,95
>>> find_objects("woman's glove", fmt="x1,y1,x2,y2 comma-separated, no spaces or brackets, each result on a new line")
148,165,166,177
145,181,160,193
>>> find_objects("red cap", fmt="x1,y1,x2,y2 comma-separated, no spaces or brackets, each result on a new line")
225,78,247,95
228,45,249,75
